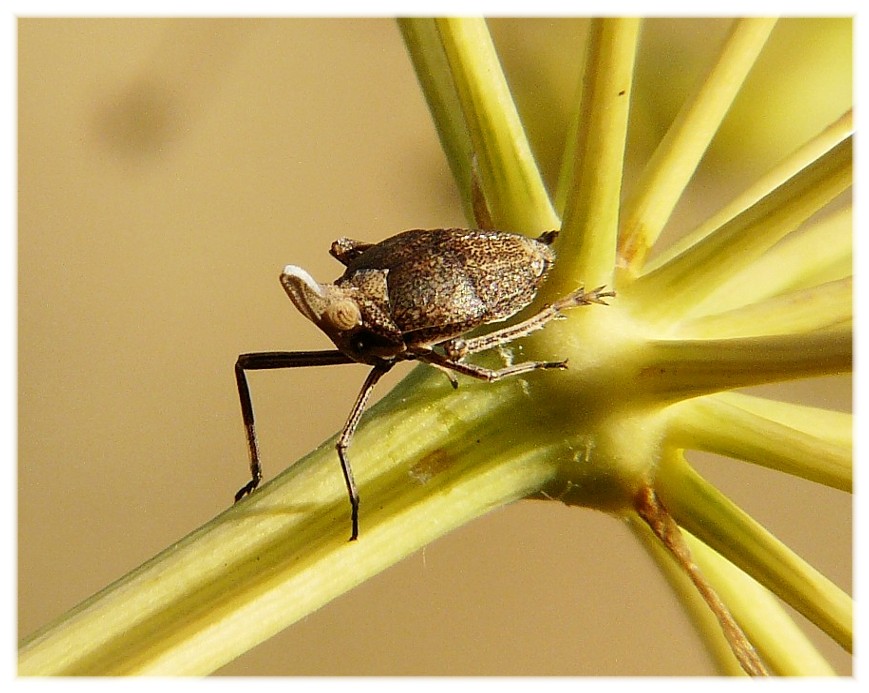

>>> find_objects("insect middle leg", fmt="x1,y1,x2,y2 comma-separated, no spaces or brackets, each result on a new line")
411,346,568,383
335,363,393,541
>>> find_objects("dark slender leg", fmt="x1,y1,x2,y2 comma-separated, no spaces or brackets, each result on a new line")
234,350,354,502
337,363,393,541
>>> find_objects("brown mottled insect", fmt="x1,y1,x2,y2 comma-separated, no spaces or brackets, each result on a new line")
234,228,613,540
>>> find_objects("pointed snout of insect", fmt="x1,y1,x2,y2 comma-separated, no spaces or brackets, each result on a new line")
280,264,328,325
281,264,320,290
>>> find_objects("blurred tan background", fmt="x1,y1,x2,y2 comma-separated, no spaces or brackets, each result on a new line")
18,18,851,675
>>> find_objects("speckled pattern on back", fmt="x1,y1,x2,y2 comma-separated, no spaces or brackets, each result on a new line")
335,229,555,344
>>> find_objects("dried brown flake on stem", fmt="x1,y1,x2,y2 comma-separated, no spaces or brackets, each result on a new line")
633,485,768,676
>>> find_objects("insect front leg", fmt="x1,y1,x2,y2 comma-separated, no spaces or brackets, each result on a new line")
330,238,375,266
234,350,354,502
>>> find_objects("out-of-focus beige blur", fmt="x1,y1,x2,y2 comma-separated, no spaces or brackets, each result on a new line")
18,18,851,675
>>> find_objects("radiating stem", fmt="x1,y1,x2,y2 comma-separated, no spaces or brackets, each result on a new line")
676,277,852,339
628,515,748,675
656,453,853,650
638,327,851,399
693,204,852,316
618,18,777,272
713,391,851,446
434,17,559,233
398,18,476,222
628,136,852,323
546,18,638,298
643,110,853,275
667,393,852,490
684,532,837,676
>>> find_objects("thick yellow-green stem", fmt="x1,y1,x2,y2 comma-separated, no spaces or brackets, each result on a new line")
19,367,572,674
549,18,638,296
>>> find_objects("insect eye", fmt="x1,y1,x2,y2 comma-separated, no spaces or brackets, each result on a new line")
351,330,393,355
352,332,373,354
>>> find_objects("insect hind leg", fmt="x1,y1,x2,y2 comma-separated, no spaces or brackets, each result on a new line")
442,285,615,361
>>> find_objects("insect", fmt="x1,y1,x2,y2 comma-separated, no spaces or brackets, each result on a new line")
234,228,614,540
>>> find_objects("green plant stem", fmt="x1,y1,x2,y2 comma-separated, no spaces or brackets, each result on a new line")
666,393,851,490
698,204,852,315
20,17,852,678
633,486,768,675
434,17,559,233
548,18,638,297
398,18,476,222
628,514,748,675
713,391,851,446
630,136,852,323
630,514,836,676
677,277,851,339
644,109,853,275
19,367,567,674
684,532,837,676
639,327,851,399
618,18,777,272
